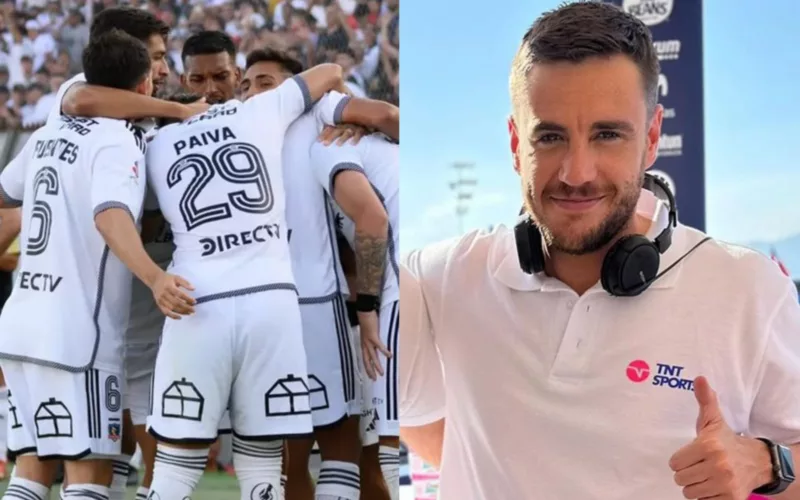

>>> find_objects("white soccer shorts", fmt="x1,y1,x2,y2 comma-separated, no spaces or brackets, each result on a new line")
372,299,399,437
353,324,379,447
299,294,359,428
147,288,314,443
2,361,123,459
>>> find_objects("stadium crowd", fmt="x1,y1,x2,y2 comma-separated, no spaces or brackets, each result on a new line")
0,0,398,128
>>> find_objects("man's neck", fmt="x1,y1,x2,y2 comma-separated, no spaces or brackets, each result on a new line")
545,213,653,296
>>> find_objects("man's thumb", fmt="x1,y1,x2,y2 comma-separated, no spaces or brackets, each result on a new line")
694,376,722,433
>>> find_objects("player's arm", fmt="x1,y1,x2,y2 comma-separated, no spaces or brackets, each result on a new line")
0,139,31,210
339,235,360,326
399,258,447,469
61,82,206,121
91,143,195,319
311,142,387,298
0,208,21,254
316,91,399,142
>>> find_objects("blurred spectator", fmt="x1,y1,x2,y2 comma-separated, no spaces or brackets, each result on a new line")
0,0,398,129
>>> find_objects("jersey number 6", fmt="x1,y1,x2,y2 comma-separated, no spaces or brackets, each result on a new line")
26,166,59,256
167,142,274,231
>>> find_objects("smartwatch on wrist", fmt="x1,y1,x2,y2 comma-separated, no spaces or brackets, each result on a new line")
753,437,795,496
355,293,380,313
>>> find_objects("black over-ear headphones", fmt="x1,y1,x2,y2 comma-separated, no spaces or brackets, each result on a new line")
514,172,711,297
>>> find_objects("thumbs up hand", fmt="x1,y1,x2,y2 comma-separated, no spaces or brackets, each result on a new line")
668,376,775,499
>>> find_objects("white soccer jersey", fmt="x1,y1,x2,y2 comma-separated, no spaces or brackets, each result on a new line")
0,116,147,372
309,135,399,303
46,72,85,125
145,76,313,301
283,91,352,300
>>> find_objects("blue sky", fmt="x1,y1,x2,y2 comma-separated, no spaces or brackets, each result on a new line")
400,1,800,253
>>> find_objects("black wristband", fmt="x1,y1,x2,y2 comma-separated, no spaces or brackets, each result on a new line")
346,301,359,327
355,293,380,312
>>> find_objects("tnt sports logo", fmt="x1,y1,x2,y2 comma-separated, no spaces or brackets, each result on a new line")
626,360,694,391
623,0,674,26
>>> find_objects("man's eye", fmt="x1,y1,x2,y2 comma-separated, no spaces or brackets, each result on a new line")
536,134,562,144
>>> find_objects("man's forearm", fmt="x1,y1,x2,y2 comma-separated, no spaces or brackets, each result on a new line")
95,208,163,288
63,84,188,120
353,215,388,296
773,443,800,499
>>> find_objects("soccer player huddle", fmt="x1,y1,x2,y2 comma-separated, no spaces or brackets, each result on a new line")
0,6,399,500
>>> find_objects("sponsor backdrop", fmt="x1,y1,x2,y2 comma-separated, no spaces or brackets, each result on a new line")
607,0,706,231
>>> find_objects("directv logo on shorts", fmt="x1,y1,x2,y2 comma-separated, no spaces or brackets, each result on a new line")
622,0,674,26
626,360,694,391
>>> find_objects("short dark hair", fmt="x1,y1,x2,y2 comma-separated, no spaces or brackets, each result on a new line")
83,30,152,91
157,91,204,128
182,30,236,63
90,6,170,43
245,48,303,75
511,2,659,115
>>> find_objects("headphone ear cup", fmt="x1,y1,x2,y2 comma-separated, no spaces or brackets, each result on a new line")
601,236,661,296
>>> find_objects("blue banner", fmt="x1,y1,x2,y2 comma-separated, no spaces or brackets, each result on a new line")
607,0,705,231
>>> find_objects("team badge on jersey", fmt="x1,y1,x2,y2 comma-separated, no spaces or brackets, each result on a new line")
250,482,276,500
108,421,121,442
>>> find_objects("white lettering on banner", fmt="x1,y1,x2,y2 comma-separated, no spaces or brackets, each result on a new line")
648,169,676,198
658,74,668,97
654,39,681,61
657,134,683,158
622,0,674,26
663,108,676,119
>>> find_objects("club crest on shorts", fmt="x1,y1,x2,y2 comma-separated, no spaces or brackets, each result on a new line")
108,421,121,442
250,482,276,500
264,374,311,417
34,398,73,438
162,378,205,421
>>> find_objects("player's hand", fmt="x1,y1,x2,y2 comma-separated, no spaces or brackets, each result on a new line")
319,124,369,146
177,98,209,120
151,272,196,319
668,376,775,499
359,310,391,380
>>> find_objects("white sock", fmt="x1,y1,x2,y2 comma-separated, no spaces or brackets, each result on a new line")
110,454,132,499
279,474,287,500
135,486,149,500
379,446,400,500
148,444,208,499
315,460,360,500
130,445,143,470
59,482,66,499
232,437,282,500
2,476,48,499
63,483,109,499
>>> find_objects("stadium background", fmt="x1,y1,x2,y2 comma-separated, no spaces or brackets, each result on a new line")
0,0,406,498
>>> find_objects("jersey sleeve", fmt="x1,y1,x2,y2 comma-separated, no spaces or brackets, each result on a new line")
312,91,351,127
748,280,800,443
399,257,447,426
46,72,86,125
91,140,146,222
309,141,365,196
0,142,30,207
246,75,313,133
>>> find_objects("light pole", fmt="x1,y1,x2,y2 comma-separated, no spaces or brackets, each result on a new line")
449,162,477,235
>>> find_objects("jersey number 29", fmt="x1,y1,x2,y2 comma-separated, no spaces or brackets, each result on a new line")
167,142,273,231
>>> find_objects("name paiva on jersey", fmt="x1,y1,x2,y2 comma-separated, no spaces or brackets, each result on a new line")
200,223,283,257
174,124,237,156
18,271,62,292
32,138,79,165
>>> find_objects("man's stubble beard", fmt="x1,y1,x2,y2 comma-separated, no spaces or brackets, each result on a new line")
524,165,645,256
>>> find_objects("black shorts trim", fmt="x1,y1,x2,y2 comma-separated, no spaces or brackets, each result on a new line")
232,430,314,442
148,427,217,446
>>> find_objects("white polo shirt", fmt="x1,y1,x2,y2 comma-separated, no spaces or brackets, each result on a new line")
401,217,800,499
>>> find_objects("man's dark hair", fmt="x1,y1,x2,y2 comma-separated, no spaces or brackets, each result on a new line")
244,48,303,75
83,30,151,91
157,91,204,128
182,30,236,63
90,6,170,43
511,2,660,116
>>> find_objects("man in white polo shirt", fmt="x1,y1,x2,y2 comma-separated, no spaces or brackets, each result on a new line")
400,3,800,500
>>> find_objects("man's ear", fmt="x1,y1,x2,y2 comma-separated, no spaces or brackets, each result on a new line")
508,116,520,174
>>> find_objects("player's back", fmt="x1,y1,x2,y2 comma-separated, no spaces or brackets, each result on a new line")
147,100,293,299
0,116,146,371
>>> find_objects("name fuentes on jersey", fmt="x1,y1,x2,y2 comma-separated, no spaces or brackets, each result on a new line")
200,223,283,257
33,138,79,165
